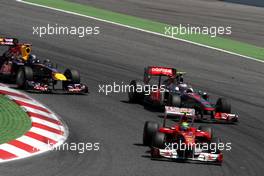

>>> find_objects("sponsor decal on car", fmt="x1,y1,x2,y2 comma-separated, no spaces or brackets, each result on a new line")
149,67,173,76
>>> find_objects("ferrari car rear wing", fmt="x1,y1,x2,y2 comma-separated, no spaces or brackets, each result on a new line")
0,38,19,46
165,106,195,117
163,106,195,126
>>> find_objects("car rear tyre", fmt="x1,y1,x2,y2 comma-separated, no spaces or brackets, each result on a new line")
143,121,159,146
215,98,231,113
128,80,145,103
152,132,166,148
210,137,221,154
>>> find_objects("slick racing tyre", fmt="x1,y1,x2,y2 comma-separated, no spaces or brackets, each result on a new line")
16,66,33,89
143,121,159,146
209,137,221,154
62,69,80,89
152,132,166,149
128,80,145,103
215,98,231,113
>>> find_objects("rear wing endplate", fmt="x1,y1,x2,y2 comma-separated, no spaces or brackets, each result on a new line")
0,38,19,46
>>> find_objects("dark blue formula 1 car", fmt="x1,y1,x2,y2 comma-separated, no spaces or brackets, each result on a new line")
0,38,88,93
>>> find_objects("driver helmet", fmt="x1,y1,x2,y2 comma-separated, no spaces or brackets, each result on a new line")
179,83,188,92
186,87,194,93
181,122,189,131
29,54,36,60
167,84,179,92
28,54,40,64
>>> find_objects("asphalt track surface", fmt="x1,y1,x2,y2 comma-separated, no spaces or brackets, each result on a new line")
224,0,264,7
71,0,264,47
0,1,264,176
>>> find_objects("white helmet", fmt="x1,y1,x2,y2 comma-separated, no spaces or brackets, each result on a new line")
186,87,194,93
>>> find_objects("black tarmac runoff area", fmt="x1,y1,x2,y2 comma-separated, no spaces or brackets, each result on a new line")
0,1,263,176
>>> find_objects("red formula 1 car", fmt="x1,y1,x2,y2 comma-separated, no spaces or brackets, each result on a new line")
0,38,88,94
143,107,223,164
128,66,238,123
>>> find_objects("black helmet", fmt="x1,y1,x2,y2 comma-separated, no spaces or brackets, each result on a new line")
29,54,36,60
29,54,40,64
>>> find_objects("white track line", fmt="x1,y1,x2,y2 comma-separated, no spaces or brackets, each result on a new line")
17,0,264,63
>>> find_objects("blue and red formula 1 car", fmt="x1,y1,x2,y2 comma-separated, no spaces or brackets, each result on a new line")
0,38,88,94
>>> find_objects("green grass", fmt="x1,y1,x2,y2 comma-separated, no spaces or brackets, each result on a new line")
0,95,31,144
24,0,264,60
